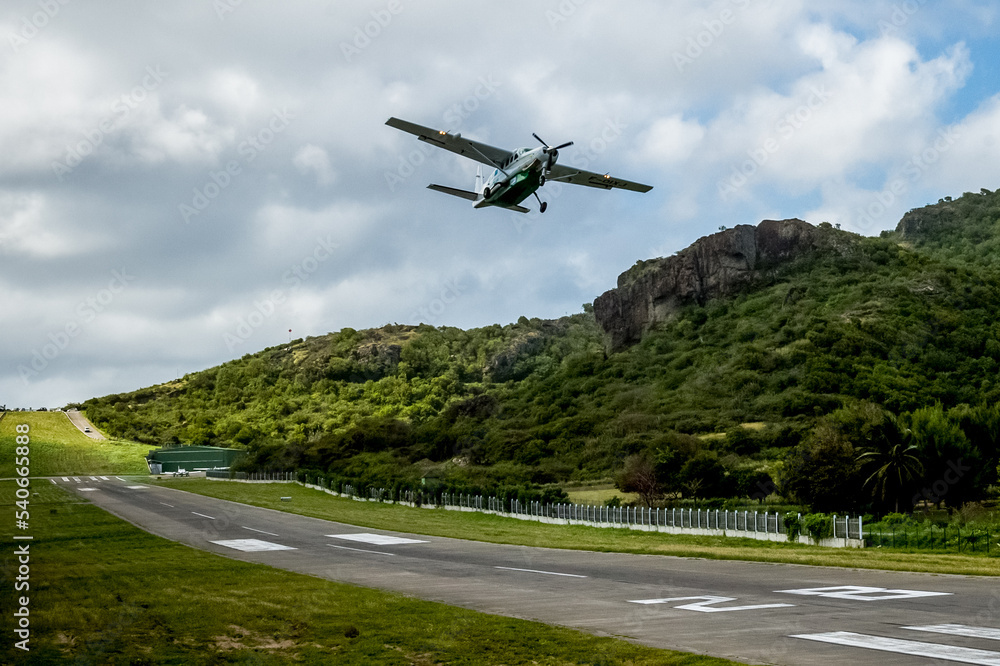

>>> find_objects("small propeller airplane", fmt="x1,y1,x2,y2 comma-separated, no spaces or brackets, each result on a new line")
386,117,652,213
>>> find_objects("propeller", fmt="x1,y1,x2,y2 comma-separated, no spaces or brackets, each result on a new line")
533,133,573,169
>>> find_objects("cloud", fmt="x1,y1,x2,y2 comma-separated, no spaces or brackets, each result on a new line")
293,144,336,186
3,2,999,408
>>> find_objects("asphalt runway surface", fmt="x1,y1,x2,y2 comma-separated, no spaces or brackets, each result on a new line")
54,476,1000,665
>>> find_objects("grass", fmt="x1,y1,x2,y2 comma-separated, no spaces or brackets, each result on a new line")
158,479,1000,577
0,411,149,477
0,481,736,665
564,483,637,505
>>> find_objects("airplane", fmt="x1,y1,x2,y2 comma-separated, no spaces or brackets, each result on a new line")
385,117,652,213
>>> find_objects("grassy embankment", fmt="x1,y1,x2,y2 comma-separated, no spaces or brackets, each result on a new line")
0,481,735,665
159,479,1000,577
0,410,149,477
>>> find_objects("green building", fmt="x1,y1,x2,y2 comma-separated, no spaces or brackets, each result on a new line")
146,445,244,474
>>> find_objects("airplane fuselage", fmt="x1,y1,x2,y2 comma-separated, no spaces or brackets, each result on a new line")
475,147,549,210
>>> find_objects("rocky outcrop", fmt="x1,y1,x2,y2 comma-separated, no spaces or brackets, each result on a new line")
594,219,829,351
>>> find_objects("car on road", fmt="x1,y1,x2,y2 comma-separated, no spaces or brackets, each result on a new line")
84,427,91,432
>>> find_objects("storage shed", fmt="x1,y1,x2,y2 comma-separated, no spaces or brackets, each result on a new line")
146,445,244,473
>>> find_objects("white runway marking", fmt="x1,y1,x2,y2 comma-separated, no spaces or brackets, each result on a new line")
211,539,296,552
125,485,147,490
191,511,215,520
61,477,69,482
73,477,81,483
777,585,952,601
159,502,174,508
100,476,109,480
328,544,395,556
792,631,1000,665
78,488,98,492
90,476,99,480
327,533,427,546
242,526,280,537
629,596,794,612
49,479,56,485
906,625,1000,642
495,566,587,578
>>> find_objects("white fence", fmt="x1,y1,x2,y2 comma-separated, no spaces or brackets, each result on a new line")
295,482,863,548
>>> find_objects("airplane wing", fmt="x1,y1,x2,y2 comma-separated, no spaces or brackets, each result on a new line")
386,117,511,169
546,164,653,193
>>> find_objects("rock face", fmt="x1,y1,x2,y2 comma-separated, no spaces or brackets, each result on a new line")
593,219,823,351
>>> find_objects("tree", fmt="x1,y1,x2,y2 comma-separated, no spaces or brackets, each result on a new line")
614,453,662,507
857,441,923,513
781,422,864,512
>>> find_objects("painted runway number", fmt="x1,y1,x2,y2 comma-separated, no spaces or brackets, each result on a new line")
777,585,952,601
628,595,794,613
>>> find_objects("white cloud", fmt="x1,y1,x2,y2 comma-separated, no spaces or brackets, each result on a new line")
293,144,336,186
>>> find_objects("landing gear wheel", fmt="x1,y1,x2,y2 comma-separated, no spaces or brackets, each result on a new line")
540,202,547,213
539,174,546,186
483,186,491,199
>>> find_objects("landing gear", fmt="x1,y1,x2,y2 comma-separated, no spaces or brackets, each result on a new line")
483,186,491,199
532,191,547,213
539,174,546,186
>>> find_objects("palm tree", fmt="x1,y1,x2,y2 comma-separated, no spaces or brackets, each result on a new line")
857,441,924,513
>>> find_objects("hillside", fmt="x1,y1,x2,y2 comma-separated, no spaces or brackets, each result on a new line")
79,190,1000,512
0,411,150,476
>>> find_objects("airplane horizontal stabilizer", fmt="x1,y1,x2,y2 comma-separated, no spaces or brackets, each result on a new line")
427,184,478,202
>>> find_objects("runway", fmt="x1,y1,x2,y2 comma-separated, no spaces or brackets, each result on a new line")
54,476,1000,665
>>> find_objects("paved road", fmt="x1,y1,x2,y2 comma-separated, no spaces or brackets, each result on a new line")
63,409,106,440
53,476,1000,665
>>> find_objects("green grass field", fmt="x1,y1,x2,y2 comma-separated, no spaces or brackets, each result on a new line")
0,481,736,665
0,411,149,477
159,479,1000,577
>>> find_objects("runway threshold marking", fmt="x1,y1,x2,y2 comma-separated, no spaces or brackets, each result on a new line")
100,476,109,480
328,544,395,556
192,511,215,520
242,526,280,537
326,533,427,546
906,625,1000,641
494,566,587,578
792,631,1000,665
61,477,69,482
211,539,296,552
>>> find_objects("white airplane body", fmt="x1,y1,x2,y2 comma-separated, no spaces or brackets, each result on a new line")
386,117,652,213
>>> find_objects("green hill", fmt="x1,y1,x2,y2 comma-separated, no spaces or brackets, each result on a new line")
0,411,150,476
78,190,1000,512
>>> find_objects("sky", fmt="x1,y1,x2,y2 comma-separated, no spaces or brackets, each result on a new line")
3,0,1000,408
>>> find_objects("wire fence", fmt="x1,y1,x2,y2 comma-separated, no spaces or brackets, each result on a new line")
864,523,996,555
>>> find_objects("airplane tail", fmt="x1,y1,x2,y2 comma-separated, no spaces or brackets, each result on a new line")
474,166,483,199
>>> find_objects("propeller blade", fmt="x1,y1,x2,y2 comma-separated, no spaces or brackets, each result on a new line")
532,132,547,147
554,141,574,150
